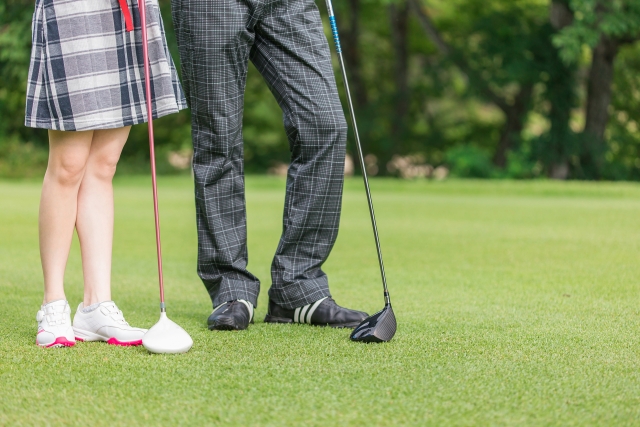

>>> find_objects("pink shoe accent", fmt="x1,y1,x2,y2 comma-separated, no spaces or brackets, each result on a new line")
107,337,142,346
38,336,75,348
75,337,85,342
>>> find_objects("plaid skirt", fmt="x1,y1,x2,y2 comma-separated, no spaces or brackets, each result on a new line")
25,0,187,131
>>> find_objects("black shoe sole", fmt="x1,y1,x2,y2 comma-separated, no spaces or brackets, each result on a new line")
264,314,360,329
263,314,292,324
208,317,247,331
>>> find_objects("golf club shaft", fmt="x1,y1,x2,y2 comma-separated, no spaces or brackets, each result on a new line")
324,0,390,306
138,0,166,310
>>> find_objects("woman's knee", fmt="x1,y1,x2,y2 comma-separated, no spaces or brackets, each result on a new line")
87,151,121,181
47,153,88,187
46,130,92,186
86,127,129,181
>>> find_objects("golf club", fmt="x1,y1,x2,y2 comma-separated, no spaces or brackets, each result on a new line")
137,0,193,354
324,0,397,343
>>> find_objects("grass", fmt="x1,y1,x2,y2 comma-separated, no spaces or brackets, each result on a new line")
1,175,640,426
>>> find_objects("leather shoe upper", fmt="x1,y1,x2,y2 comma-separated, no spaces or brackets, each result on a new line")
207,300,253,331
265,297,368,328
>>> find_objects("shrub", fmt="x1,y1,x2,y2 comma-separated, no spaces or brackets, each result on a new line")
445,145,495,178
0,137,48,178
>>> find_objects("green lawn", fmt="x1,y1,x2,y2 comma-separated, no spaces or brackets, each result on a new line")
1,176,640,426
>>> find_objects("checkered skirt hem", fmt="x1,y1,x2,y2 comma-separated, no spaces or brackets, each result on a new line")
25,0,186,131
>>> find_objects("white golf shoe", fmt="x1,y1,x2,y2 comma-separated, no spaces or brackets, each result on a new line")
36,300,76,348
73,301,146,346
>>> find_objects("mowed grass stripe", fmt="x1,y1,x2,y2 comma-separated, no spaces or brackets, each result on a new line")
1,176,639,426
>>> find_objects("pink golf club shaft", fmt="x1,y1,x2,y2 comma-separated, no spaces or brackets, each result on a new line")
138,0,165,308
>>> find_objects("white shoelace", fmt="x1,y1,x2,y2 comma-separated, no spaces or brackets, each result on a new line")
43,305,69,326
100,303,129,325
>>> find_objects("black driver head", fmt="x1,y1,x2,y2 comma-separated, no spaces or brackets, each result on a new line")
349,304,396,343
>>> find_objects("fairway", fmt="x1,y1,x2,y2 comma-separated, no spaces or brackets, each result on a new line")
1,176,640,426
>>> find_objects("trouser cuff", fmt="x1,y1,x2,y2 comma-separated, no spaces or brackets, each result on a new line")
207,278,260,309
268,277,331,310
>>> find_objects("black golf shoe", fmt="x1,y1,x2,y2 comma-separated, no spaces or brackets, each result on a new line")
264,297,368,328
207,300,254,331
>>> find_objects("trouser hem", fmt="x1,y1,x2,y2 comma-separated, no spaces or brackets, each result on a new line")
206,278,260,309
268,278,331,310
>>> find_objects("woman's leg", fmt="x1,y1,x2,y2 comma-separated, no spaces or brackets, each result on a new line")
75,126,130,306
40,130,94,304
71,126,146,346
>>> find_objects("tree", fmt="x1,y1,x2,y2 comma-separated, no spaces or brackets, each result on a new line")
553,0,640,176
389,0,410,149
0,0,45,146
342,0,368,109
529,0,579,179
4,0,640,180
409,0,553,168
606,43,640,180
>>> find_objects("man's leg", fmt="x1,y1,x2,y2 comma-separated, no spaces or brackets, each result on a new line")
251,0,366,326
171,0,260,309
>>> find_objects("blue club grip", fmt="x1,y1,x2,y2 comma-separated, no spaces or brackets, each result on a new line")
329,16,341,53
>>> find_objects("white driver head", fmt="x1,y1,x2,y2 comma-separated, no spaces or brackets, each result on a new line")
143,312,193,354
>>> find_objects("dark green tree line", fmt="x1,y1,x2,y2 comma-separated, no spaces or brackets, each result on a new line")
2,0,640,180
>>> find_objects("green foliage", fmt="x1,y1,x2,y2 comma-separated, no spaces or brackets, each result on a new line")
604,43,640,180
554,0,640,63
0,0,54,178
504,147,542,179
0,136,48,178
242,64,291,172
446,0,551,89
2,0,640,180
445,145,495,178
0,0,47,148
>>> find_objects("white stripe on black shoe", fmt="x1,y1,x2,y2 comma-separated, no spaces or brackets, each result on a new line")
265,297,368,328
238,299,254,323
293,297,328,324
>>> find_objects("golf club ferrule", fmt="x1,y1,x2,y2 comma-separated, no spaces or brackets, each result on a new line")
160,302,166,312
324,0,335,18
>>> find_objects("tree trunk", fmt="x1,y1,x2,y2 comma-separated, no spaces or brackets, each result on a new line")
547,0,575,179
550,0,573,30
493,84,533,168
550,163,569,179
584,36,618,141
546,78,574,179
343,0,367,109
389,0,410,147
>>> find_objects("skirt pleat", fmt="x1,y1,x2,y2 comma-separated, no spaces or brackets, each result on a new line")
25,0,186,131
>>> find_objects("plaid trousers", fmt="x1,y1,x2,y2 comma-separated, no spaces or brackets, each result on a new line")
171,0,348,309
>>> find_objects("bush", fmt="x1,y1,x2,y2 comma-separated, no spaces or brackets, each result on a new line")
503,149,542,179
0,137,48,178
445,145,495,178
